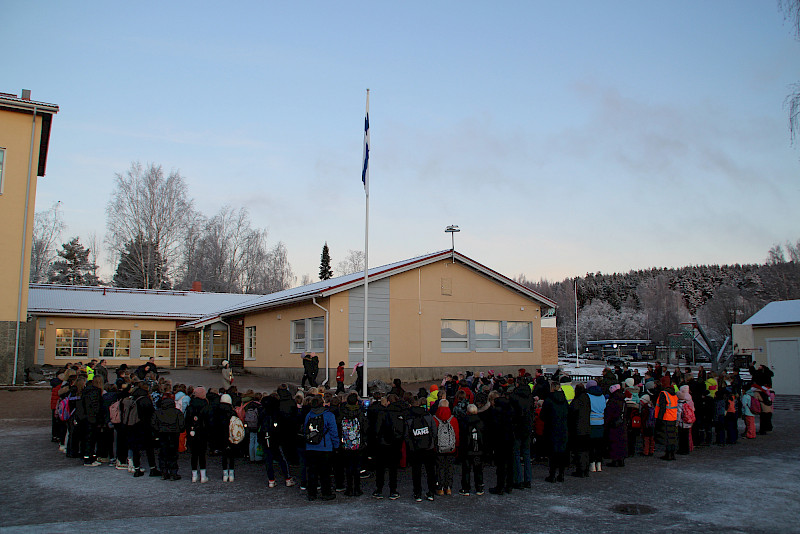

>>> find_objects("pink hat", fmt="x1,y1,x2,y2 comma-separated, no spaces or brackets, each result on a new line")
194,387,207,399
609,384,621,394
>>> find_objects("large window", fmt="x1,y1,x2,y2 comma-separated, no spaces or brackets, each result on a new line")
141,330,171,359
507,321,533,351
291,317,325,353
441,320,534,353
244,326,256,360
55,328,89,359
441,319,469,352
99,329,131,358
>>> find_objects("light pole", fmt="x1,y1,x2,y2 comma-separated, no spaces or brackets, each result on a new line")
445,225,460,263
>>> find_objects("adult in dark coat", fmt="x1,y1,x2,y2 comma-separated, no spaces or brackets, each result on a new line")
568,383,591,477
604,385,627,467
488,394,515,494
541,382,569,482
75,376,104,465
509,378,533,488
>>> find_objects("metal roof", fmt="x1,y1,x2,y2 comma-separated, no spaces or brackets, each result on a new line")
743,299,800,327
27,284,262,320
180,249,557,327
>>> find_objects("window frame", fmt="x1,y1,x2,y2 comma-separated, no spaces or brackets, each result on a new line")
348,340,373,352
99,329,131,359
506,321,533,352
55,328,89,359
244,326,256,360
474,320,502,352
291,317,325,353
441,319,470,352
140,330,171,360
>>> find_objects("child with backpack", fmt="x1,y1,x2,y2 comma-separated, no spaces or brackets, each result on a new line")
433,400,460,496
151,395,186,480
458,404,485,496
405,397,438,502
677,385,695,455
639,394,655,456
741,387,757,439
242,396,262,462
338,392,366,496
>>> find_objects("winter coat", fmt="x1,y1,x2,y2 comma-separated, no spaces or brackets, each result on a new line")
185,396,212,441
509,385,534,438
212,402,235,447
380,400,410,446
151,399,186,434
76,383,102,424
541,390,569,454
304,407,339,452
741,390,755,417
568,391,591,437
588,386,606,426
174,391,190,413
366,401,386,449
604,390,627,460
488,396,514,451
458,412,485,458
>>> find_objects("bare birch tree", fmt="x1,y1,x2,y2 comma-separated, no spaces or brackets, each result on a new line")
336,249,365,275
30,201,65,282
106,162,195,289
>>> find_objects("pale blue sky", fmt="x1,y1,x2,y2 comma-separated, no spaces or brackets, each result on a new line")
4,1,799,283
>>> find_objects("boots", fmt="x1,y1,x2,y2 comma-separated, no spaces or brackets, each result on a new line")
589,462,596,472
192,470,198,483
595,462,602,472
200,469,208,483
223,469,229,482
228,469,234,482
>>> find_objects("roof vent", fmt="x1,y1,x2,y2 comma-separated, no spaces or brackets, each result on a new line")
21,89,31,100
192,281,202,292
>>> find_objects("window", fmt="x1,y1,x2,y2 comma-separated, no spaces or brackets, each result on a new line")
475,321,501,351
55,329,88,359
99,329,131,358
244,326,256,360
507,321,533,351
141,330,171,359
0,148,5,194
348,340,373,352
441,319,469,351
291,317,325,353
38,328,45,349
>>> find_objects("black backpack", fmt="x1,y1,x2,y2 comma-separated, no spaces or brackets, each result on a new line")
385,410,406,443
406,413,434,452
467,421,484,456
305,412,325,445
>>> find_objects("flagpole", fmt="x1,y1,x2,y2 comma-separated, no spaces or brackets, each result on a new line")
362,89,370,398
575,279,579,368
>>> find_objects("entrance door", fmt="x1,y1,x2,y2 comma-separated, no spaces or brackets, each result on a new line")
767,338,800,396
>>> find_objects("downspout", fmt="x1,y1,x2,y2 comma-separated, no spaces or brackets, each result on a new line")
220,320,230,368
312,297,330,386
13,105,38,385
199,326,204,367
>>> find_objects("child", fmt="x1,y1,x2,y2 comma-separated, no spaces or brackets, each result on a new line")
639,395,655,456
724,389,738,445
741,387,756,439
152,395,186,480
336,361,345,394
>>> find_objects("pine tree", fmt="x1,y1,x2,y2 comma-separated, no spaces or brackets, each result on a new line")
319,242,333,280
48,237,100,286
113,235,171,289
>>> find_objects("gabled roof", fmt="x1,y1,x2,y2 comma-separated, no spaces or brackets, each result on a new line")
744,300,800,327
179,250,556,327
28,284,262,320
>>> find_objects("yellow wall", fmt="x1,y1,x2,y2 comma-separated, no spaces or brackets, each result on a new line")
752,325,800,367
39,316,177,365
388,261,544,368
0,110,42,321
244,300,330,369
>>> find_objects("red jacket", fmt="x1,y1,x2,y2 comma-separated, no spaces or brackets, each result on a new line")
458,386,474,404
434,405,460,453
50,384,61,410
336,366,344,382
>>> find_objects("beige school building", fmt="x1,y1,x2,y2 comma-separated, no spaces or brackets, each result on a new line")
28,250,558,383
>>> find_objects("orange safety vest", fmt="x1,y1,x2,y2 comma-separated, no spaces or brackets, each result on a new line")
655,390,678,421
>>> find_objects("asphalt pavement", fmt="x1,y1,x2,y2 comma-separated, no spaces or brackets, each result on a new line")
1,385,799,533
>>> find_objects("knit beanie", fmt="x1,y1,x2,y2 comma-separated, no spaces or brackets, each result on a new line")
194,386,207,399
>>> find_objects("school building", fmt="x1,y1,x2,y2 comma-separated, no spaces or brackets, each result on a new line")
0,90,59,384
27,250,558,383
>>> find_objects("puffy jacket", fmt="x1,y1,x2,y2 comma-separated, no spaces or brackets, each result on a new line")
76,383,102,424
568,391,591,436
185,397,212,440
588,386,606,426
151,398,186,434
433,405,460,454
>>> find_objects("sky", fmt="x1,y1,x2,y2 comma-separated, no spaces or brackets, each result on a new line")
4,1,800,285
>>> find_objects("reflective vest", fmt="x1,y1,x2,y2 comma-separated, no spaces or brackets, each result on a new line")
86,366,94,381
655,390,678,422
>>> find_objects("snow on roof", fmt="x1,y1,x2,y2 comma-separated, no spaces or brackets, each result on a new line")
186,249,556,325
27,284,262,320
743,299,800,327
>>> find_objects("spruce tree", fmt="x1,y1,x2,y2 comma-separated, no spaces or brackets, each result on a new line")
319,242,333,280
48,237,100,286
113,235,171,289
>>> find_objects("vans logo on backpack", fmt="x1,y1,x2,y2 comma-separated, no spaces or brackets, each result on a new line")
412,426,430,437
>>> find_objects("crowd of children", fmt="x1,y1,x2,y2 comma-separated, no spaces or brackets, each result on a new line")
48,360,777,502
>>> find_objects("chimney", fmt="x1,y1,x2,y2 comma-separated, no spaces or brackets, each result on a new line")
191,281,202,292
21,89,31,100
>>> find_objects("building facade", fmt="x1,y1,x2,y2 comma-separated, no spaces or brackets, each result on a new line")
0,90,58,384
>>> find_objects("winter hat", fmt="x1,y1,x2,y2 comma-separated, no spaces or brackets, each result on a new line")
559,375,572,384
609,384,621,394
220,393,232,405
640,394,651,405
221,360,229,367
430,384,439,392
194,386,207,399
586,380,598,388
624,378,635,388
